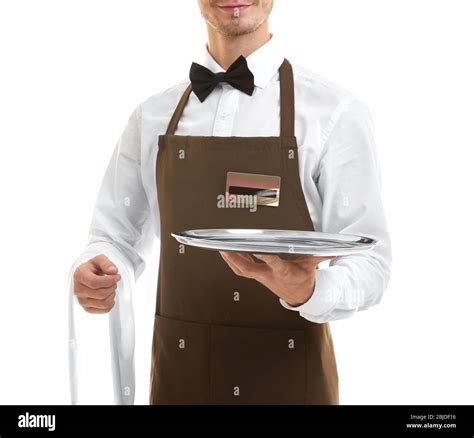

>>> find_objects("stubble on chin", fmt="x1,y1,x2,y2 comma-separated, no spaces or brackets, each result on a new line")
201,1,273,37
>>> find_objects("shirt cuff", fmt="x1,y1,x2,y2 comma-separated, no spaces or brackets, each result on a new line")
279,266,344,321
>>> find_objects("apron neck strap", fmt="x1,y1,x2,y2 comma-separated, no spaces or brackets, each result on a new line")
166,58,295,137
166,84,193,135
278,59,295,138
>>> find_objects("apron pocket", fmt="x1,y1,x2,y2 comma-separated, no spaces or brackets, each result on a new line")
210,324,307,404
150,314,210,404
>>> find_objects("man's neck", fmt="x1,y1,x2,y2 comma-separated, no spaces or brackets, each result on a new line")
206,25,271,70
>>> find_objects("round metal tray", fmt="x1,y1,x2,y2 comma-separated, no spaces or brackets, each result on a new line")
171,229,377,257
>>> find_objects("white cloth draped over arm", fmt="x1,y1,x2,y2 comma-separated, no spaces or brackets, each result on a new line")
280,98,392,322
68,105,155,404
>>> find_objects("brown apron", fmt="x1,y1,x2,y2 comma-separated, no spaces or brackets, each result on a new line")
150,59,338,405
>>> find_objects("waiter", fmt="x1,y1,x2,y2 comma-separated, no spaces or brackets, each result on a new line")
71,0,392,405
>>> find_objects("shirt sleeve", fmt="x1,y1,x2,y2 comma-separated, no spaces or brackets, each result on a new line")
68,104,155,404
280,98,392,323
87,105,155,279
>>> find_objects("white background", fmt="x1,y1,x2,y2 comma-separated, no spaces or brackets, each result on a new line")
1,0,473,405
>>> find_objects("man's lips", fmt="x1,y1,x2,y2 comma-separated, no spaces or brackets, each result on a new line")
217,4,252,11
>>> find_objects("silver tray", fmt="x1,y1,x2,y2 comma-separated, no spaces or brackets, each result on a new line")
171,229,377,257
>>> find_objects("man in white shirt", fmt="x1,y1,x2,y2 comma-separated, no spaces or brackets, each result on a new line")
70,0,392,405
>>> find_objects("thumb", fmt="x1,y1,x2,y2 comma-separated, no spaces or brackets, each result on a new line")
252,253,285,269
90,255,118,275
295,255,336,268
318,256,337,262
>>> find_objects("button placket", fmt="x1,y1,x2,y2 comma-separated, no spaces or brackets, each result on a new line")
213,85,239,136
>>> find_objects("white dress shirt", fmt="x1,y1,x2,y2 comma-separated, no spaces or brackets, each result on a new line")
68,35,392,404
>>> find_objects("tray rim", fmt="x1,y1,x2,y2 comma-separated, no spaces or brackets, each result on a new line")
174,228,376,244
171,229,377,257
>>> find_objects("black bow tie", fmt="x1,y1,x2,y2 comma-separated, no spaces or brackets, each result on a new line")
189,55,255,102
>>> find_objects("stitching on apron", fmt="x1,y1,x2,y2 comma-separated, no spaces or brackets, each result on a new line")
283,141,316,232
156,312,306,332
304,329,308,405
208,324,212,404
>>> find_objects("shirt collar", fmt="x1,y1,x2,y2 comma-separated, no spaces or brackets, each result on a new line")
200,34,285,89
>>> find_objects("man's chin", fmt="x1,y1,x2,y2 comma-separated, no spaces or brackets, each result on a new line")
213,21,263,37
